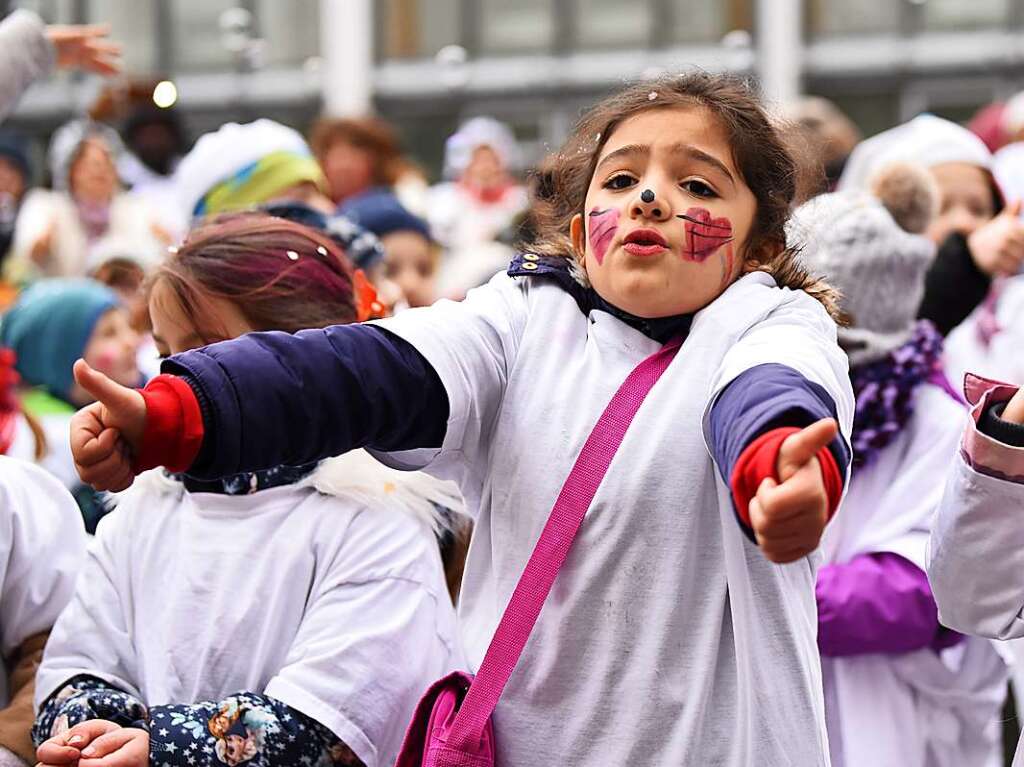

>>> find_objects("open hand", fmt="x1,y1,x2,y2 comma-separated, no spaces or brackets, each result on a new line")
46,24,121,76
967,199,1024,277
70,359,146,492
750,418,839,564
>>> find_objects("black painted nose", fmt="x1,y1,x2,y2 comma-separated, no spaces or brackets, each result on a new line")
641,189,655,203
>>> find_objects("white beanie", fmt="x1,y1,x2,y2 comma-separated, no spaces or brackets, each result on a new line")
48,119,125,192
174,119,315,220
442,116,521,180
838,114,993,193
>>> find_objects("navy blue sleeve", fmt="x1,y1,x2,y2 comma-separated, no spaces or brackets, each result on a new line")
162,325,449,480
708,362,850,488
149,692,365,767
33,675,148,746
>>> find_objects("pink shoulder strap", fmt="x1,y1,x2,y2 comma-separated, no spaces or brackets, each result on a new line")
447,336,683,749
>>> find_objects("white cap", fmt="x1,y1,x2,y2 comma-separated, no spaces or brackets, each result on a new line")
442,116,522,180
174,119,314,219
838,114,992,193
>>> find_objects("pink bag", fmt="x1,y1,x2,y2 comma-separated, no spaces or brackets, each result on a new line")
394,338,682,767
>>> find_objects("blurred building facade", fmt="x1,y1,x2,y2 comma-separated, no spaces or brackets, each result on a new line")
6,0,1024,178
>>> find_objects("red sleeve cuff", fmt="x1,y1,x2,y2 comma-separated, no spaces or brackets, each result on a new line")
133,374,204,474
730,426,843,530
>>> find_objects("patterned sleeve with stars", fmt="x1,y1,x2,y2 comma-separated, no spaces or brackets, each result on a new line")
34,676,366,767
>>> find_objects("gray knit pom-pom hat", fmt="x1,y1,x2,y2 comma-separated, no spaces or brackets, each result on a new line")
787,162,939,366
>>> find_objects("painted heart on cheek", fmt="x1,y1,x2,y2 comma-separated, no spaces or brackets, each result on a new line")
678,207,733,262
588,208,619,265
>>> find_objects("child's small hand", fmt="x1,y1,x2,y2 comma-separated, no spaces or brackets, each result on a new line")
1002,386,1024,425
36,719,122,765
749,418,839,564
70,359,146,492
78,727,148,767
967,199,1024,277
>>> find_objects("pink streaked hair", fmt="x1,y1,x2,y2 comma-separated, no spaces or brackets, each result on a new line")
152,212,358,339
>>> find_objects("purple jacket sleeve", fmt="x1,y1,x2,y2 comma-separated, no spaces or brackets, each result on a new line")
707,363,850,484
707,363,850,538
162,325,449,480
817,552,962,657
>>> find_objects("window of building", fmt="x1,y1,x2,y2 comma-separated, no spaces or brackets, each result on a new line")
377,0,460,60
666,0,734,43
479,0,554,54
575,0,652,48
170,0,240,72
88,0,157,74
256,0,319,67
921,0,1010,31
808,0,902,36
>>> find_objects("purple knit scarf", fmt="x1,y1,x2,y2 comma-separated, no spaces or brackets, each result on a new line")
850,320,944,471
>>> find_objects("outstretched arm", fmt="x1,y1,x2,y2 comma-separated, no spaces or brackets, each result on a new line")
0,11,120,123
929,380,1024,639
72,325,449,490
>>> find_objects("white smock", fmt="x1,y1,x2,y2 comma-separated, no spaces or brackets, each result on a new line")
36,454,463,767
374,270,854,766
821,385,1007,767
0,456,85,704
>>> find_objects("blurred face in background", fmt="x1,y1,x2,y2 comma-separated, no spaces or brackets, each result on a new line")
70,138,118,205
926,161,997,243
322,140,375,203
463,145,505,190
0,158,26,202
382,230,437,308
129,122,180,176
77,307,140,402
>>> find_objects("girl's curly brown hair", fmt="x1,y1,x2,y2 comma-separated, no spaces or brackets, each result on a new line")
526,71,838,318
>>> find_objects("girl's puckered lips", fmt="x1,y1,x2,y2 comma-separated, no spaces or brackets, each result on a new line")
622,227,669,256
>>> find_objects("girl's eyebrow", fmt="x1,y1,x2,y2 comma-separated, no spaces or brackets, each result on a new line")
595,142,736,189
668,143,736,188
595,144,648,174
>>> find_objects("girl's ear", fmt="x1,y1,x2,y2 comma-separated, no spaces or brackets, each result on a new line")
570,213,586,264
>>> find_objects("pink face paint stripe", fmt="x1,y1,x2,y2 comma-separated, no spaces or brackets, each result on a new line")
588,208,619,265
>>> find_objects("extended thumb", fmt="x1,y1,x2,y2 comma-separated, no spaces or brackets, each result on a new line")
1006,198,1023,219
73,359,132,409
780,418,838,468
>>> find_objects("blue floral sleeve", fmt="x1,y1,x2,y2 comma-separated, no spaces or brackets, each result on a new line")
34,677,365,766
149,691,365,766
33,675,149,745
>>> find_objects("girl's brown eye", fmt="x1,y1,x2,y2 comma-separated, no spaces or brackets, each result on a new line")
682,180,717,199
603,174,635,191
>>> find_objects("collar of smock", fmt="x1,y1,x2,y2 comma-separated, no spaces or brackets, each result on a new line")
508,253,693,344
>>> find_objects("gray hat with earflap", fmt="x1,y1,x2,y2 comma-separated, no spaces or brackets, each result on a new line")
787,162,940,366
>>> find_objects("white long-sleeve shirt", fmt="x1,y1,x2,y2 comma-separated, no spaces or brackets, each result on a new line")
0,11,54,124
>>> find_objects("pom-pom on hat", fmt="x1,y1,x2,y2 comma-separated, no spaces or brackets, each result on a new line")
789,162,939,365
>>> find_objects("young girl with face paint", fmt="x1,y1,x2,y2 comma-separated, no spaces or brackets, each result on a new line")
68,73,854,766
33,214,461,767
